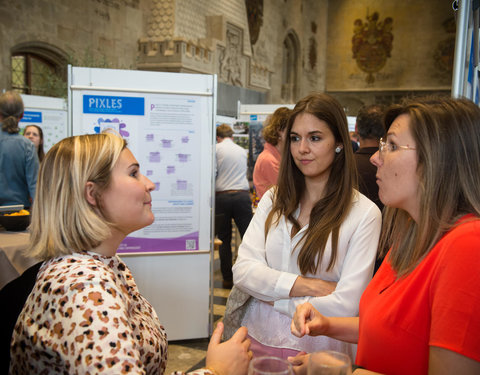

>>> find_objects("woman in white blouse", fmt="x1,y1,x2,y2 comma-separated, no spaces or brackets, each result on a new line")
232,93,382,360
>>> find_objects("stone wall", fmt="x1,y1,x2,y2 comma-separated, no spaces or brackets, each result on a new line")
326,0,454,113
0,0,148,90
0,0,455,110
253,0,329,103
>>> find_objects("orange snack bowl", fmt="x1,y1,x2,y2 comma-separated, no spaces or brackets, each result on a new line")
0,212,31,231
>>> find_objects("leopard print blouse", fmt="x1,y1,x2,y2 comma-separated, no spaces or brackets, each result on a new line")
9,252,211,375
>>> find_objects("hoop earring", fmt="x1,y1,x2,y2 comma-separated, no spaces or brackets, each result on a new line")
335,146,342,154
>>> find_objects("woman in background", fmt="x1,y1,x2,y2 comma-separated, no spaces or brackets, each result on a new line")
10,132,251,374
253,107,292,199
232,93,381,360
291,97,480,375
24,124,45,162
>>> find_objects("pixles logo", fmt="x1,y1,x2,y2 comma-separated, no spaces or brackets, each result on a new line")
88,97,123,110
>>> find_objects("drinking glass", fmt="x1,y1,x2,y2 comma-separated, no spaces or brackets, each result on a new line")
307,350,352,375
248,356,294,375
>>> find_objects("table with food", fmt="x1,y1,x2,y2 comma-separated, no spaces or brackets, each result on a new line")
0,206,37,289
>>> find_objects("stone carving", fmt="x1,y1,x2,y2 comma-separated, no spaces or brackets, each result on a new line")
219,28,243,86
352,11,393,84
147,0,175,39
245,0,263,46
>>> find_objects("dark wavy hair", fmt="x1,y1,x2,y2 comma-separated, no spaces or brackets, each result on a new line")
266,93,358,274
356,104,385,140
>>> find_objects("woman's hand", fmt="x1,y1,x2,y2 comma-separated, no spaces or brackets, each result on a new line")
287,352,310,375
291,302,329,338
289,276,337,297
206,322,252,375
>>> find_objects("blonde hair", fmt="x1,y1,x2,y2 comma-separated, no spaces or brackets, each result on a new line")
380,97,480,276
267,93,357,274
28,132,127,260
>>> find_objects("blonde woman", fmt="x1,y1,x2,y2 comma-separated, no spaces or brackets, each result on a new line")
9,132,251,374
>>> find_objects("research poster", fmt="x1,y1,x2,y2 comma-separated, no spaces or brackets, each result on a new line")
20,106,68,152
81,91,205,254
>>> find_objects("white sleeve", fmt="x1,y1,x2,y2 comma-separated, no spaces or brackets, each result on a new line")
233,189,298,301
274,200,382,318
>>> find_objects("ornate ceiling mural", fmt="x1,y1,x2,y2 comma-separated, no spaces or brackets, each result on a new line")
352,11,393,84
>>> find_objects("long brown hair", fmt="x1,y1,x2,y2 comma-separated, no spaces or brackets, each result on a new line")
0,91,23,134
266,93,358,274
24,125,45,162
379,97,480,276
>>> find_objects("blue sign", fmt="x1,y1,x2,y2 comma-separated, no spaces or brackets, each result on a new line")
250,114,258,121
20,111,42,123
83,95,145,115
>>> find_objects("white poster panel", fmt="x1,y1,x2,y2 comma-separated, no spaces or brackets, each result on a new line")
69,67,216,340
20,94,68,152
79,91,205,254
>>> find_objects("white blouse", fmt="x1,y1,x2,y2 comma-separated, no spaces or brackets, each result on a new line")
233,188,382,356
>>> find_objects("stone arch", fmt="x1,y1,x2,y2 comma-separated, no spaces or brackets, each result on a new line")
10,41,68,97
281,30,300,102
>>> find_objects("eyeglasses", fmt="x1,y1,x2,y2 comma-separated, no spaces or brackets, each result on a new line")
379,137,416,154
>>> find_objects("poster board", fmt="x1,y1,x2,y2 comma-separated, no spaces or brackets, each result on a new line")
237,102,295,180
216,114,236,127
347,116,357,132
20,94,68,152
69,66,216,340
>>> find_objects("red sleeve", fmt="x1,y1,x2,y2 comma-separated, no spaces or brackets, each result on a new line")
430,221,480,361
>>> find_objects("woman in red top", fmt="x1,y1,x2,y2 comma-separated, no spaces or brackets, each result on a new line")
289,97,480,375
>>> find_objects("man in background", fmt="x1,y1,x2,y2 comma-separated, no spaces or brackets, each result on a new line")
215,124,252,289
0,91,39,208
354,104,385,210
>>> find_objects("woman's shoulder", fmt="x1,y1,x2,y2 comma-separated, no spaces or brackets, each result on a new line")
40,252,131,291
441,215,480,247
257,187,276,210
349,190,382,218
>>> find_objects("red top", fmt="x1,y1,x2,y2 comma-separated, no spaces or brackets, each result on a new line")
356,215,480,375
253,142,282,199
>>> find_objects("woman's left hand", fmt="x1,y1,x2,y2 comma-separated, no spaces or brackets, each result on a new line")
206,322,252,375
289,276,337,297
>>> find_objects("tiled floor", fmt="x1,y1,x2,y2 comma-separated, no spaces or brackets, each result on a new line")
165,251,230,374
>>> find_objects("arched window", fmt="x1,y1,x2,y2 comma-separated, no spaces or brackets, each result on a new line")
281,31,299,102
11,43,68,97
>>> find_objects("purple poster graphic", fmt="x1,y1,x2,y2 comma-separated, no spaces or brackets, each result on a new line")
118,232,199,252
81,91,206,255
